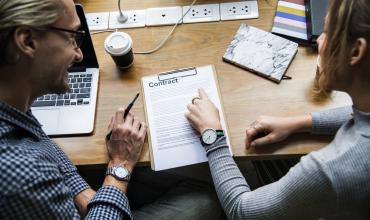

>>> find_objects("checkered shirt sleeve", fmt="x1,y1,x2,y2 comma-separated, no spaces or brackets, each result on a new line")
87,186,133,219
0,102,133,219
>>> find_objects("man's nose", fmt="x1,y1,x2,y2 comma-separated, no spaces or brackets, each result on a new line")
74,48,83,63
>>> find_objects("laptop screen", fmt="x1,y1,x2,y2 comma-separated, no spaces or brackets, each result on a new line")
69,4,99,71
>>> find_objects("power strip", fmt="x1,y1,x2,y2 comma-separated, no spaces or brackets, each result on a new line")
86,1,258,30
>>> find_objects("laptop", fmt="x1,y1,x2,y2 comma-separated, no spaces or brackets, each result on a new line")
32,4,99,136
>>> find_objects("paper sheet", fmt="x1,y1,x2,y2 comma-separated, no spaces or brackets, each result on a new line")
142,65,231,171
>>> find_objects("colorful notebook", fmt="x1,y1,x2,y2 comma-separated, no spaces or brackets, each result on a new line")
271,0,309,43
223,24,298,83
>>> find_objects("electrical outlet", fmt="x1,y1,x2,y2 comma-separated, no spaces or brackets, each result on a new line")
86,12,110,31
109,10,146,29
146,6,183,26
182,3,220,24
220,1,259,21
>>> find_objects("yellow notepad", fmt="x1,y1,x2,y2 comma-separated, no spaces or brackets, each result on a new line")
141,65,232,171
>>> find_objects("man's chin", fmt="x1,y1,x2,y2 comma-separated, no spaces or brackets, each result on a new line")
50,84,70,95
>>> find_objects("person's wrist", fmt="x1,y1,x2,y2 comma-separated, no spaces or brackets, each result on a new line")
103,175,128,193
292,115,313,133
108,160,135,173
200,123,222,134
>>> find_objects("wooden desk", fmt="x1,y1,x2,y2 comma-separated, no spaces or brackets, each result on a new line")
58,0,351,165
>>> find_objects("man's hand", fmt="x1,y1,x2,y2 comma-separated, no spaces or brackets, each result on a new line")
106,108,147,171
185,88,222,134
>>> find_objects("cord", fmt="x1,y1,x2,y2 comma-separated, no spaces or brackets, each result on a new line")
91,29,115,35
133,0,198,54
90,0,198,53
117,0,128,23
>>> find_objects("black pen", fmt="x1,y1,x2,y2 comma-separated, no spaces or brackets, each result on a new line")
106,92,140,140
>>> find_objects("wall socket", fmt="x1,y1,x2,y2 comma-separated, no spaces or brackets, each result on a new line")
86,12,110,31
220,1,259,21
182,3,220,24
146,6,183,26
109,10,146,29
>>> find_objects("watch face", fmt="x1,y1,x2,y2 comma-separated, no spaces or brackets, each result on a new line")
114,167,129,179
202,129,217,145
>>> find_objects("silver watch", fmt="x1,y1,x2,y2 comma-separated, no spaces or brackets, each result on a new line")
200,129,224,146
106,165,131,181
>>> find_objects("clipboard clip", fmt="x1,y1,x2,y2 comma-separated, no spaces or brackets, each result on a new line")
158,67,197,81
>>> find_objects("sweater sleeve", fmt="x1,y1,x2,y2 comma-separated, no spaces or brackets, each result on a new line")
311,106,353,135
205,137,337,220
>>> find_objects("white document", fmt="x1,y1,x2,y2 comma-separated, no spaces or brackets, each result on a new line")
142,65,232,171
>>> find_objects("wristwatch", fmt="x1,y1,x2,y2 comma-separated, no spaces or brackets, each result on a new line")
106,165,131,181
200,129,224,146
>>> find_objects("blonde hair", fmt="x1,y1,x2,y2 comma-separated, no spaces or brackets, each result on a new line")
312,0,370,101
0,0,62,66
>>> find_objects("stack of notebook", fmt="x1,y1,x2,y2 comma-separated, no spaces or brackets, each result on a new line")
271,0,310,45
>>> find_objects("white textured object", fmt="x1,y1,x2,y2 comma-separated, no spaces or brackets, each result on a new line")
146,7,183,26
182,4,220,24
86,12,110,31
223,24,298,83
220,1,259,21
109,10,146,29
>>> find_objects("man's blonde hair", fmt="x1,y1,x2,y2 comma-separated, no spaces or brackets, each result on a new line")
0,0,62,66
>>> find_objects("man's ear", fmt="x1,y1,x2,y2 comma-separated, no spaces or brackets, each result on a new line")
13,27,38,59
350,38,368,66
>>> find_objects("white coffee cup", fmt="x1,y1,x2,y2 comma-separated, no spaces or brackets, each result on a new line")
104,32,134,69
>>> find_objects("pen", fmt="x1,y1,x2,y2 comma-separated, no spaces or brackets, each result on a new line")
106,92,140,140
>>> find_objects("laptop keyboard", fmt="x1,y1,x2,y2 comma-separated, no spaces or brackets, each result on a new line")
32,73,92,107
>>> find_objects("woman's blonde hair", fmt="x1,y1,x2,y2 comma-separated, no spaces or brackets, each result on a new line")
0,0,62,66
311,0,370,101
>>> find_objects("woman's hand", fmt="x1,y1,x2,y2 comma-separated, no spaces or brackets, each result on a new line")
245,115,312,149
185,88,222,134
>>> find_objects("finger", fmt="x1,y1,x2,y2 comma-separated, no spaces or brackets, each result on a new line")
108,116,114,131
193,98,201,105
185,112,200,131
138,122,147,141
124,111,134,127
187,104,200,115
133,117,141,132
245,128,259,149
115,108,125,124
251,134,276,147
198,88,209,100
245,123,268,148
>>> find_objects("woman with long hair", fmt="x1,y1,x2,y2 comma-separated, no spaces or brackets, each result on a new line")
186,0,370,219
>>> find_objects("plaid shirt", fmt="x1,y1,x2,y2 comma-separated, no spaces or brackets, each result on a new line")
0,101,132,219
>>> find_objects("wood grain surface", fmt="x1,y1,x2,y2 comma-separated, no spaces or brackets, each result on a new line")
58,0,351,165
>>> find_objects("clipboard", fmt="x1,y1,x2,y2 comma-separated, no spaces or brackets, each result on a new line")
141,65,232,171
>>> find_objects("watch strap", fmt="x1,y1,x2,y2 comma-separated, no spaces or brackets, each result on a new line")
106,165,131,181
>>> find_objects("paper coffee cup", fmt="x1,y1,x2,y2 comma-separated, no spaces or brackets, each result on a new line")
104,32,134,69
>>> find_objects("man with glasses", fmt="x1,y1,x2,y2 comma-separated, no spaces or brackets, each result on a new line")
0,0,223,219
0,0,147,219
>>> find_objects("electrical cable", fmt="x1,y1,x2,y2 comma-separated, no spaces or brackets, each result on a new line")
117,0,128,23
133,0,198,54
91,29,115,35
90,0,198,54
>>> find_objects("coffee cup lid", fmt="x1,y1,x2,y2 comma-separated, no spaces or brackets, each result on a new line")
104,32,133,56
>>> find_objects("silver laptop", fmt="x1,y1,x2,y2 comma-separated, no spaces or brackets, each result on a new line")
32,4,99,136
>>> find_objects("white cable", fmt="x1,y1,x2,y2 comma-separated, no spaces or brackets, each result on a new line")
134,0,198,55
91,29,115,35
117,0,128,23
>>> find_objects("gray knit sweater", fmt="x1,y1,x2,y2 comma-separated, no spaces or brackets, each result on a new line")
206,106,370,219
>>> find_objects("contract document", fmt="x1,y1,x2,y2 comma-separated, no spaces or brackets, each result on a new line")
141,65,232,171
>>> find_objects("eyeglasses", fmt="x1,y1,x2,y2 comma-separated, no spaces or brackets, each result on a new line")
46,26,85,48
